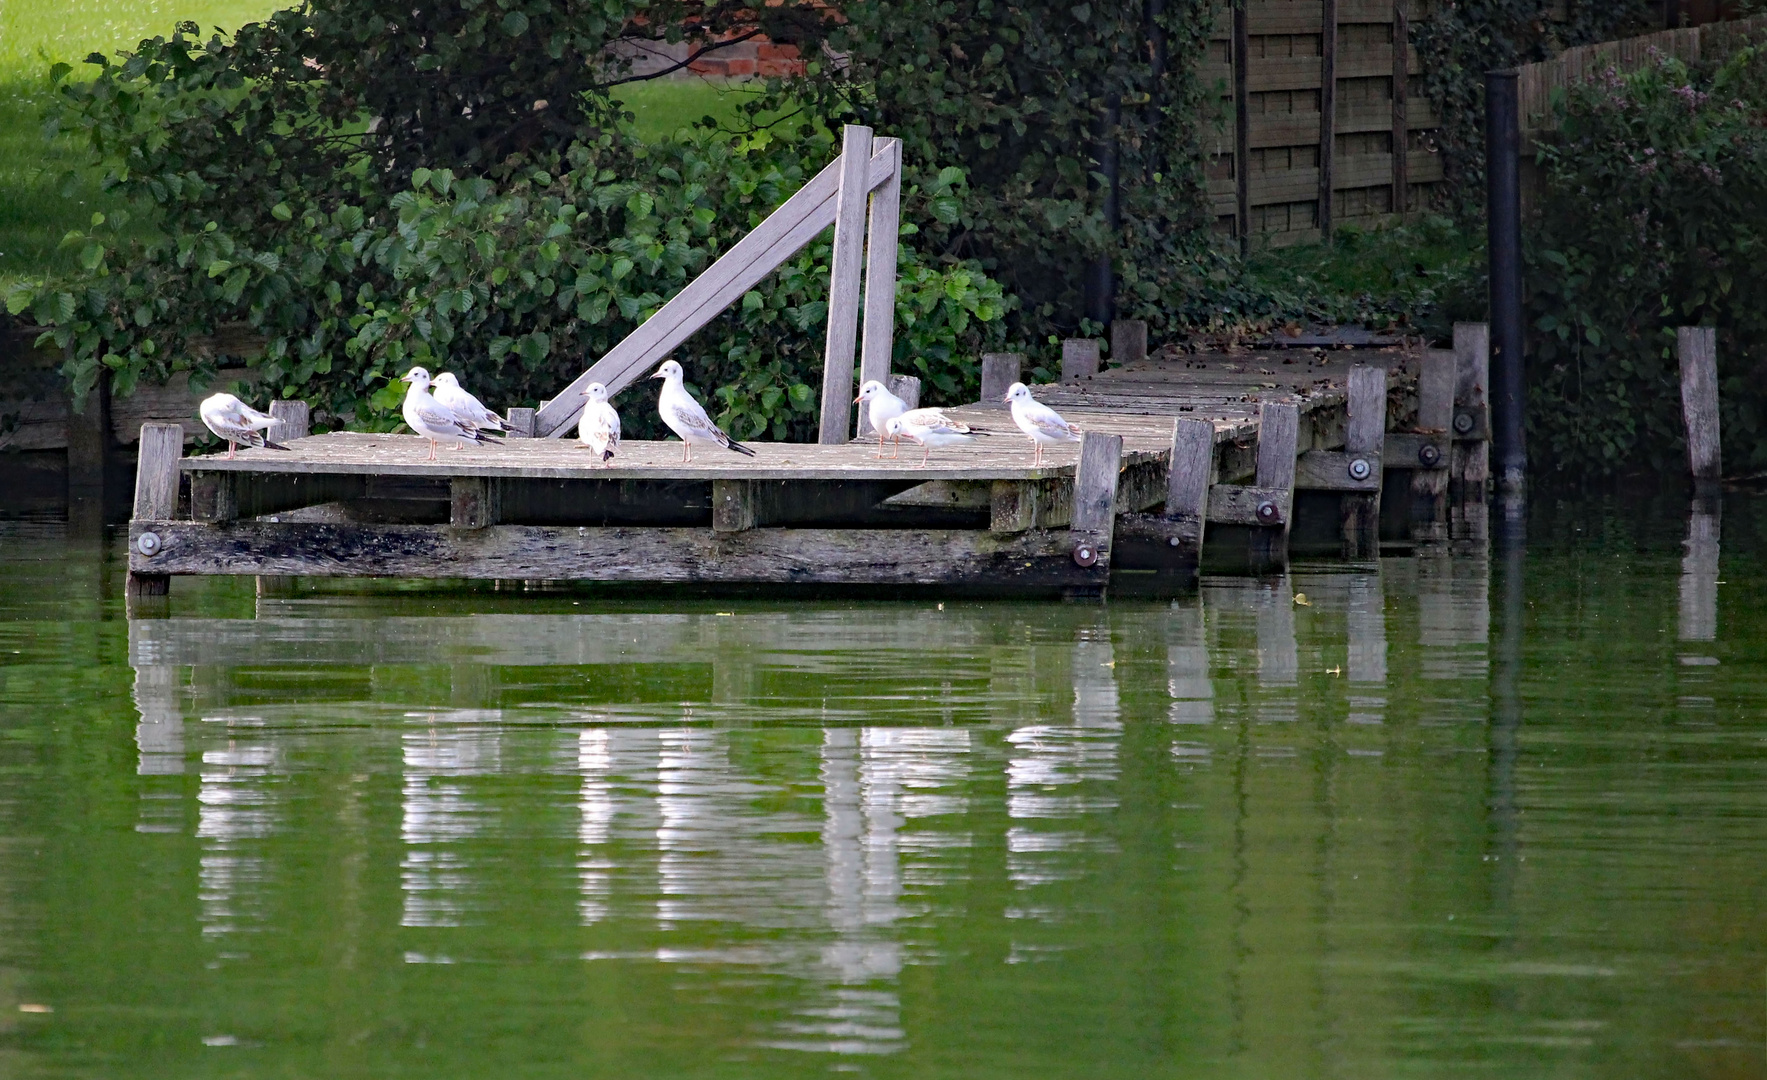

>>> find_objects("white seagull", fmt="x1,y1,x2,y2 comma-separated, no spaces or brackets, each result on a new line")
885,413,976,467
577,382,621,465
199,393,290,459
401,367,500,461
650,359,755,463
1004,382,1082,465
431,372,509,435
855,380,988,458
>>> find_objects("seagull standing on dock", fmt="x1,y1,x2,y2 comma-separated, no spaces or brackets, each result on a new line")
577,382,621,465
651,359,755,463
401,367,500,461
885,414,976,467
1004,382,1082,465
431,372,509,435
855,380,986,458
199,393,290,459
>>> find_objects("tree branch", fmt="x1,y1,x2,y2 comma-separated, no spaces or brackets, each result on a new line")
598,28,766,89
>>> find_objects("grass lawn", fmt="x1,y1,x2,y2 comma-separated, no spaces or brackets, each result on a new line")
0,0,747,294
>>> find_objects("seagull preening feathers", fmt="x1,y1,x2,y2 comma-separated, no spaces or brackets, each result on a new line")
1004,381,1082,465
578,382,621,465
199,393,291,459
401,367,503,461
651,359,755,463
885,413,978,467
431,372,509,435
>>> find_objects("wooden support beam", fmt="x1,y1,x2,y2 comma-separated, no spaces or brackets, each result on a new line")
267,399,309,444
1066,431,1123,594
128,422,183,599
534,140,898,437
1208,485,1293,526
1295,451,1383,491
1061,339,1102,382
1451,322,1490,495
1341,363,1386,556
1253,400,1299,567
979,353,1023,406
125,521,1118,591
713,479,757,533
450,477,501,529
1408,348,1454,544
505,408,536,438
857,135,903,411
1115,416,1215,583
819,124,875,445
190,473,238,523
1110,320,1149,365
1678,326,1721,486
1319,0,1339,237
990,478,1070,533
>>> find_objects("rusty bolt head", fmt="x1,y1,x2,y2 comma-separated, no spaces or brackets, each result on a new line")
1256,501,1281,525
1453,411,1475,435
1347,457,1372,481
1072,542,1099,568
137,531,162,557
1418,442,1442,467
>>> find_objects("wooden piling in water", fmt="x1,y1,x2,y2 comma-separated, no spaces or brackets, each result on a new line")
1677,326,1720,489
1340,364,1387,557
1404,349,1455,544
126,422,183,600
1451,322,1491,543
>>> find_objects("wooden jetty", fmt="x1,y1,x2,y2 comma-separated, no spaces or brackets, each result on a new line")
121,125,1495,600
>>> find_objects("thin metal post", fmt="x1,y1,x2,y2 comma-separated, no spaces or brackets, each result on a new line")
1084,98,1121,328
1486,70,1526,495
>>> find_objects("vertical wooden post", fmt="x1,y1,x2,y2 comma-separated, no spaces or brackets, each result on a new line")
819,124,874,445
1233,0,1252,255
1342,364,1387,557
1061,339,1102,382
1392,4,1410,215
1167,416,1215,556
1410,349,1454,543
505,407,536,438
267,399,309,444
857,137,902,409
1318,0,1339,237
1251,402,1299,569
449,477,500,529
886,374,920,412
1452,322,1490,542
1110,319,1148,364
1678,326,1721,487
980,353,1023,405
1069,431,1123,596
127,422,183,600
712,480,757,533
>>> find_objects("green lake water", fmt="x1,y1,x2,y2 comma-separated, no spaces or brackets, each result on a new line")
0,494,1763,1078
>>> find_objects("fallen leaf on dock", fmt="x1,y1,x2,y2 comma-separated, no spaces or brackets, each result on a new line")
1293,593,1311,607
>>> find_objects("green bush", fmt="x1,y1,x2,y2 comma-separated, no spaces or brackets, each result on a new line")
1528,48,1767,478
4,5,1010,440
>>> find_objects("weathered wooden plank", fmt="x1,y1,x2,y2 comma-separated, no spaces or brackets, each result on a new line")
1416,348,1454,433
1387,432,1448,470
980,353,1024,406
133,423,184,521
1072,431,1124,539
1295,451,1382,491
990,478,1071,533
1166,416,1216,551
1061,339,1102,382
883,480,991,510
857,136,903,423
450,477,501,529
1340,363,1386,554
533,141,898,437
190,473,238,523
267,400,309,444
1111,320,1149,364
1207,485,1291,526
711,479,756,532
506,408,536,438
1452,322,1490,499
1256,402,1300,491
127,520,1113,589
1678,325,1721,482
820,124,876,445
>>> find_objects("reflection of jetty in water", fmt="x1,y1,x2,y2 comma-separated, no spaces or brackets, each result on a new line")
123,522,1732,1065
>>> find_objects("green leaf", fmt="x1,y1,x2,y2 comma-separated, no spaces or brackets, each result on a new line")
410,168,433,192
271,202,293,221
501,10,529,36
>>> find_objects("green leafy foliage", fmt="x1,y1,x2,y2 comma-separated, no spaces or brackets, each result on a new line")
749,0,1222,355
1527,48,1767,477
5,2,1013,440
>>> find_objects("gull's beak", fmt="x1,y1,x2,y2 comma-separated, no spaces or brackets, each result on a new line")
1000,391,1012,403
649,371,665,380
853,394,864,404
581,388,593,396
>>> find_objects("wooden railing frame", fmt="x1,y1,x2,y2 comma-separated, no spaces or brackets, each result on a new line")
534,126,903,442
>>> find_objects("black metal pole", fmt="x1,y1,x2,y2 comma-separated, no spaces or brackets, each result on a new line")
1486,70,1526,495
